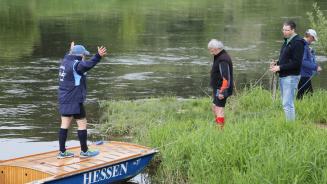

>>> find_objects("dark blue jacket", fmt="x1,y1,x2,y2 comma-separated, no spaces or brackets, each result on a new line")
58,54,102,114
300,40,317,77
210,50,233,98
278,34,305,77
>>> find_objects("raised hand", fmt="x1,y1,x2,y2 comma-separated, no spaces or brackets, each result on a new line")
97,46,107,57
70,41,75,50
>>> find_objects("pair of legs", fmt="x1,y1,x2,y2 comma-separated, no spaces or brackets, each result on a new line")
58,104,100,158
279,75,300,121
212,89,227,128
297,76,313,100
59,103,89,154
59,116,88,153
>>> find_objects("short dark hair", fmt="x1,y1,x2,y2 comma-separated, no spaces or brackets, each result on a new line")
283,20,296,30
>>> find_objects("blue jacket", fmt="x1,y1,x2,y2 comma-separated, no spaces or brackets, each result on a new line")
301,40,317,77
58,53,102,114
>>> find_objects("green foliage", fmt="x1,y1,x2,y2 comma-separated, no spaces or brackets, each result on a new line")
307,3,327,54
297,90,327,124
99,88,327,183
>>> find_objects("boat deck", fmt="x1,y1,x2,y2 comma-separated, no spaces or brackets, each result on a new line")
0,141,156,184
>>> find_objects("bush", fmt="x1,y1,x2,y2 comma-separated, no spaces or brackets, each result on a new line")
307,3,327,54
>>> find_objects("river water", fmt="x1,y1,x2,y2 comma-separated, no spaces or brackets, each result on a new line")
1,0,327,182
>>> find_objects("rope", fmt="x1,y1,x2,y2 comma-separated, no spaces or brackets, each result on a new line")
253,69,270,87
198,86,211,98
297,73,316,92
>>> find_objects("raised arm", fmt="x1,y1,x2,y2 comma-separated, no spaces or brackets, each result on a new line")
75,46,107,74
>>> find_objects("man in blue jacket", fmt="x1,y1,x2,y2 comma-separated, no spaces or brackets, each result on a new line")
297,29,322,99
270,20,304,121
57,42,107,158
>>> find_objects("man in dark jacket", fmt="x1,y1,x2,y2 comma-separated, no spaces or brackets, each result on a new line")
270,20,304,121
208,39,233,128
57,42,107,158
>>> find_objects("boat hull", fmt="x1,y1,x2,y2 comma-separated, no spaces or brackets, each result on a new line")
42,153,155,184
1,141,158,184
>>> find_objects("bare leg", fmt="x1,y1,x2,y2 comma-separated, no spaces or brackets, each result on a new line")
212,104,225,128
212,105,224,117
76,118,88,152
61,116,73,129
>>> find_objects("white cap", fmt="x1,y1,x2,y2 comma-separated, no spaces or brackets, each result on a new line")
306,29,318,41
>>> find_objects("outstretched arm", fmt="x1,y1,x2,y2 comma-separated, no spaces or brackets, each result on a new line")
75,46,108,74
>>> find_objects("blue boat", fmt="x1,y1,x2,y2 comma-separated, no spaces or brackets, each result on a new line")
0,141,158,184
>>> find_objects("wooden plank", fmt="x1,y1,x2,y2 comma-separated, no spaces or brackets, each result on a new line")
79,162,97,168
43,157,91,167
0,166,52,184
32,165,64,175
61,166,77,172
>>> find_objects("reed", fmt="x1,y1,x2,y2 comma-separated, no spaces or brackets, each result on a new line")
99,87,327,183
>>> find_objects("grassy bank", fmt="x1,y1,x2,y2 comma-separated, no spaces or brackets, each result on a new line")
98,88,327,184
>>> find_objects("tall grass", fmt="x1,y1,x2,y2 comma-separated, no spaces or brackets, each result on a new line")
297,90,327,124
98,88,327,183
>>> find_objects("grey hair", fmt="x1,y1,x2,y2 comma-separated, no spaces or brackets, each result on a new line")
208,39,224,49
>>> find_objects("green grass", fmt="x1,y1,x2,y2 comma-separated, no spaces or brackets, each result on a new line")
98,87,327,184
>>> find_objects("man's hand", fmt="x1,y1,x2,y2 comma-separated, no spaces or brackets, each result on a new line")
317,66,322,72
216,91,224,100
270,59,277,67
98,46,107,57
218,94,224,100
270,65,280,73
269,59,280,73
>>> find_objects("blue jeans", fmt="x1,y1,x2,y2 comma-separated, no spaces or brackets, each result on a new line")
279,75,300,121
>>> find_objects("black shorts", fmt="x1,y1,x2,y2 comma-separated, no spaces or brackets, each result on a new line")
212,89,227,107
61,103,86,119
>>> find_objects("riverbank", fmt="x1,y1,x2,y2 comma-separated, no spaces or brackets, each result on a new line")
98,87,327,183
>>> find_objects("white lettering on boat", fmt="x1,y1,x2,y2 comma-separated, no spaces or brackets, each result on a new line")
83,162,128,184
